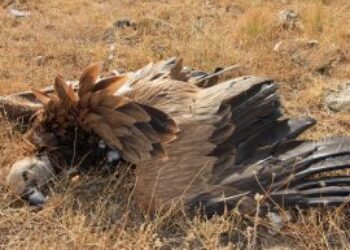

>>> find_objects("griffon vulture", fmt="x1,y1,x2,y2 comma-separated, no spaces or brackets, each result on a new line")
3,58,350,216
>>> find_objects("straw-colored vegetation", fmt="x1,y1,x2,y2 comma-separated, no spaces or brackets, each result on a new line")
1,0,350,249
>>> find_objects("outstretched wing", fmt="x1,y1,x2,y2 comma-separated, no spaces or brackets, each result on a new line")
130,62,350,216
133,76,283,212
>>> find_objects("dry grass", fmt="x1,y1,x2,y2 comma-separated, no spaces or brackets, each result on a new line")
1,0,350,249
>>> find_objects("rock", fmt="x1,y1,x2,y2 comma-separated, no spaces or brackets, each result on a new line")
267,212,283,235
113,17,136,29
273,41,283,52
314,48,347,75
8,8,30,17
279,10,298,23
273,39,319,53
218,231,230,247
102,17,135,43
35,56,46,66
35,55,53,66
278,10,303,30
267,211,291,236
303,39,319,47
103,18,136,43
325,83,350,112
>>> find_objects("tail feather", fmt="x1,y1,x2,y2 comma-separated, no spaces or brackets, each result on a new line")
231,83,278,117
230,138,350,209
291,176,350,190
296,143,350,168
233,95,280,128
272,194,350,207
277,176,350,207
294,155,350,179
277,186,350,198
276,137,350,161
209,77,282,169
272,185,350,207
201,77,350,212
235,118,316,165
303,197,350,206
229,112,280,145
269,140,350,185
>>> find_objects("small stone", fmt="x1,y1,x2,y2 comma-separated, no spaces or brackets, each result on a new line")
279,10,298,23
35,56,46,66
154,237,162,247
278,10,303,30
108,44,116,52
273,41,283,52
267,211,292,235
303,39,319,48
218,231,230,247
273,39,318,53
8,8,30,17
254,193,264,202
267,212,283,235
71,175,80,183
113,17,136,29
325,82,350,112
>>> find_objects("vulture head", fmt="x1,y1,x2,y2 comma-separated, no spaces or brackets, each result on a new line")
5,63,178,206
6,156,54,206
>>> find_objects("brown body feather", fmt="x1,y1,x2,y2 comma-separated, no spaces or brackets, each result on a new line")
30,64,178,166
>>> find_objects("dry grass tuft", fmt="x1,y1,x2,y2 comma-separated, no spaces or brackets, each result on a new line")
1,0,350,249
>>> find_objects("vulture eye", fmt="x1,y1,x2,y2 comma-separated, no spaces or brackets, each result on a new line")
22,171,29,181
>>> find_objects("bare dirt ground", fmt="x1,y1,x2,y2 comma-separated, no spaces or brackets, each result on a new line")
1,0,350,249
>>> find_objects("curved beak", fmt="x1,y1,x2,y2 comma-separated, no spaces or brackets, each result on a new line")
24,187,47,207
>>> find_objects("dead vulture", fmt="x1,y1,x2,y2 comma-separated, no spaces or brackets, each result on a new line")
3,58,350,216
